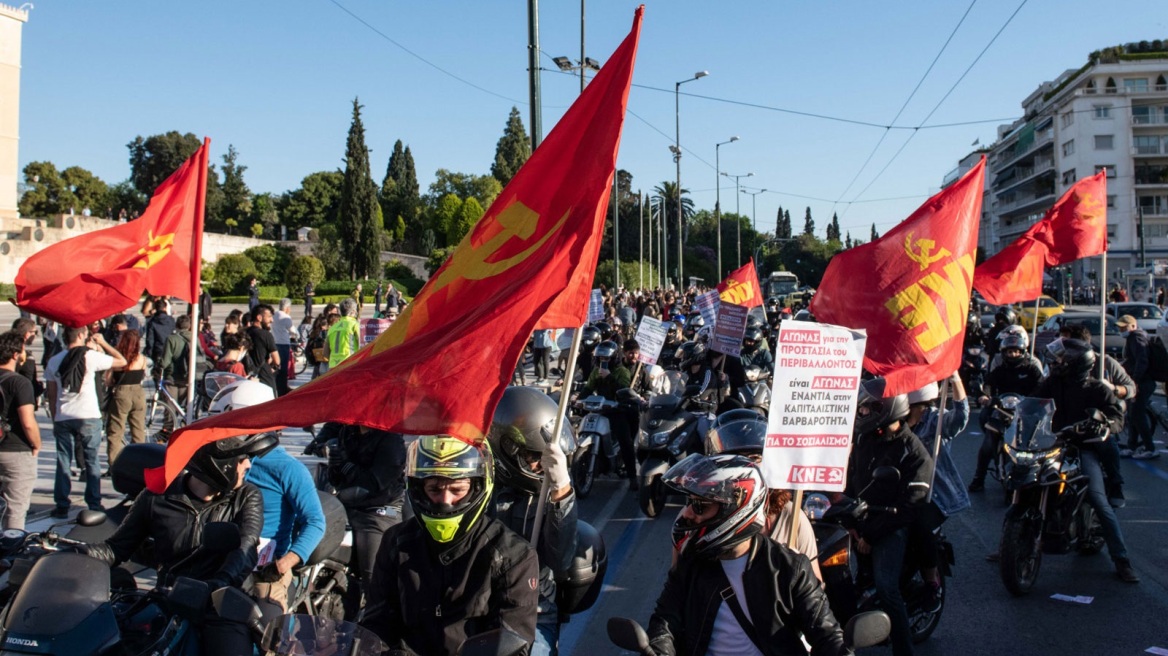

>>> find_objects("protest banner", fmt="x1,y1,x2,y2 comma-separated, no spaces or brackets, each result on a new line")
588,289,605,322
634,315,670,365
710,301,748,356
694,290,720,328
360,318,394,345
762,322,867,492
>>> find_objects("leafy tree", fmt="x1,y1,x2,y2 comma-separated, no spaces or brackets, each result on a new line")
107,180,147,217
281,171,344,230
63,166,111,214
285,255,326,293
802,207,815,236
775,208,792,239
212,253,258,295
427,246,454,275
593,260,660,290
225,218,239,235
827,212,841,242
761,234,842,289
312,225,347,279
19,161,75,216
432,193,464,246
452,197,484,245
380,140,422,249
127,131,202,197
250,223,264,238
249,192,280,238
871,223,880,241
218,145,250,232
599,170,642,263
652,181,694,279
491,107,531,186
336,98,383,279
427,169,502,209
845,232,853,249
420,229,436,256
243,244,295,284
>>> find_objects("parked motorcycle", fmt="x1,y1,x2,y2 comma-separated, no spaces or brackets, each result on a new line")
734,365,772,416
636,385,711,518
982,393,1023,499
997,398,1105,596
805,467,954,645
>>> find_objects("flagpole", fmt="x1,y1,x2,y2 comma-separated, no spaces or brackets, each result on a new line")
531,323,584,550
639,191,644,291
1029,291,1040,357
926,379,949,504
185,138,210,423
1099,249,1108,380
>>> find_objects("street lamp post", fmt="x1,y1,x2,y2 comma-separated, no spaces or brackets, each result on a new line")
675,71,708,289
715,136,739,278
721,171,753,266
741,188,766,263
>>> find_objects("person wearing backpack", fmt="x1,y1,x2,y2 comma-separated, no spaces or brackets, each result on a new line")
159,315,203,431
0,331,42,530
1116,315,1161,460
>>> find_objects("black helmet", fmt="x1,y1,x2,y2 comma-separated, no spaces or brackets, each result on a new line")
594,340,620,363
680,341,707,368
188,432,279,494
594,321,615,341
1046,337,1096,380
488,387,575,495
581,326,602,349
854,377,911,437
665,453,766,559
405,436,494,545
995,307,1017,325
705,414,768,456
746,315,765,331
743,327,765,344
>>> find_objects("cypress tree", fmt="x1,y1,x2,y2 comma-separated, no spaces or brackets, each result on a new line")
871,223,880,241
491,107,531,186
828,212,841,242
845,231,853,249
803,207,815,236
338,98,382,280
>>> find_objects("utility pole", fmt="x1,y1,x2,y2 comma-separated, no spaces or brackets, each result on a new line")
614,174,620,288
1138,205,1147,267
527,0,542,149
580,0,586,94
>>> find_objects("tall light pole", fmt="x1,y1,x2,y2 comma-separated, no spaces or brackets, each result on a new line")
722,171,753,266
675,70,708,289
715,136,739,278
741,188,766,264
527,0,542,149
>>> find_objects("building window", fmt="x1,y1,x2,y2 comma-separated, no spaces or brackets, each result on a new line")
1125,78,1149,93
1105,77,1117,94
1107,224,1117,239
1134,135,1162,155
1095,165,1117,178
1139,194,1168,216
1062,140,1075,156
1061,111,1074,128
1062,169,1077,185
1094,135,1114,150
1132,106,1152,124
1093,105,1111,118
1107,195,1117,208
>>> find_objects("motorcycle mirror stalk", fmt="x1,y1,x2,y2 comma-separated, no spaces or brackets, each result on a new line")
47,508,108,534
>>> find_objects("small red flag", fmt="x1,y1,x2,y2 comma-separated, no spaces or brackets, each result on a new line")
144,9,644,493
810,158,985,396
972,230,1050,306
717,259,764,308
15,141,209,327
1034,171,1107,266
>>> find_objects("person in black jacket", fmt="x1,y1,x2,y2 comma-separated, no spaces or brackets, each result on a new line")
648,453,850,656
84,432,276,652
488,387,579,655
845,377,933,656
143,299,176,373
984,307,1016,361
362,436,539,654
1116,314,1160,460
970,331,1044,491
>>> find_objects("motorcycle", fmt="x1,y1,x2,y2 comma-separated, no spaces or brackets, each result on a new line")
804,467,954,645
981,393,1023,499
734,365,772,417
997,398,1106,596
571,393,630,498
960,345,990,402
606,611,891,654
635,385,711,518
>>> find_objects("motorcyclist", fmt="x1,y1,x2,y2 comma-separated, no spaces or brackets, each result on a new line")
845,377,934,656
488,387,579,655
969,330,1044,491
210,380,326,612
963,312,985,349
658,320,685,369
984,307,1017,361
1035,338,1139,583
683,314,705,341
648,453,851,656
85,432,276,652
740,327,774,375
577,325,603,380
679,341,730,408
362,436,540,653
582,340,639,490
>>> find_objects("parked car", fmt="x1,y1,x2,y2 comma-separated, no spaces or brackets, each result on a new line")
1033,311,1123,362
1106,302,1162,331
1017,295,1064,330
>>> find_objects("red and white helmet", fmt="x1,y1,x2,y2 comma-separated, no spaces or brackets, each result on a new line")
665,453,766,559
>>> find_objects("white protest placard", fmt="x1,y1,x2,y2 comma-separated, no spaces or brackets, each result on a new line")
634,316,670,365
710,301,748,357
588,289,605,322
694,290,720,328
762,322,867,491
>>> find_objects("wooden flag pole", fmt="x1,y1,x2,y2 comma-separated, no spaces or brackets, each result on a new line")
1099,249,1108,380
926,379,949,504
531,323,584,550
184,138,210,424
788,489,804,550
1029,293,1041,357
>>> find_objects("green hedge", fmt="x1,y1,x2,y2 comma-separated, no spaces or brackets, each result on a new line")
215,278,420,306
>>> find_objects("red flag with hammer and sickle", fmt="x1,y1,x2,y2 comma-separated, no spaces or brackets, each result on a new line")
972,225,1050,306
1033,171,1107,266
144,9,644,493
14,140,209,327
810,158,985,397
718,259,764,308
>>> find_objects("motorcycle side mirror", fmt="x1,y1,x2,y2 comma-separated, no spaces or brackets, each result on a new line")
844,610,891,649
872,466,900,484
683,384,703,398
460,628,529,656
210,587,265,640
1087,408,1107,424
202,521,242,553
75,509,107,527
606,617,651,652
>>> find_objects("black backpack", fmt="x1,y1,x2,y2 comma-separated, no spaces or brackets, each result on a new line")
0,371,18,443
1148,336,1168,383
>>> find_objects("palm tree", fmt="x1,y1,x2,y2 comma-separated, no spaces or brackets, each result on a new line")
652,181,695,263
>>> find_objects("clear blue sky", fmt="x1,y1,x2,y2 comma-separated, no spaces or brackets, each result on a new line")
16,0,1167,239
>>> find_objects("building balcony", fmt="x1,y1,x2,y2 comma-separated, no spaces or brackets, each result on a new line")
991,130,1054,172
1132,114,1168,127
1136,165,1168,186
994,189,1057,216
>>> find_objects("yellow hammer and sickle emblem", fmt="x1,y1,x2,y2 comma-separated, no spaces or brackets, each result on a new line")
1076,192,1104,225
904,233,950,272
132,230,175,270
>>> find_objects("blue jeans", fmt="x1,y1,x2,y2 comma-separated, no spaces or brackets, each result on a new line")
871,527,913,656
1129,378,1156,451
531,619,559,656
53,418,103,510
1080,448,1128,562
276,344,291,396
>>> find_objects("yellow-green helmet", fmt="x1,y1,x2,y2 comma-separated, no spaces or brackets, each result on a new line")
405,436,495,545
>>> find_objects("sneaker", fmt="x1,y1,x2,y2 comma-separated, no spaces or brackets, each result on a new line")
1119,447,1136,458
1115,560,1140,583
50,506,69,519
922,582,943,613
968,478,985,492
1133,447,1161,460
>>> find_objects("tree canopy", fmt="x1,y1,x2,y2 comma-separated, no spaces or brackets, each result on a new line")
491,107,531,186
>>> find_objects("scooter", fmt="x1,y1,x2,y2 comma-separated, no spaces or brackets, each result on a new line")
571,393,629,499
960,345,989,402
635,385,710,518
734,365,772,417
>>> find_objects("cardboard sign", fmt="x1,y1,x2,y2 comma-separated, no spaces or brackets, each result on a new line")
634,316,670,365
588,289,605,322
694,290,720,328
761,322,867,492
360,318,394,345
710,302,748,357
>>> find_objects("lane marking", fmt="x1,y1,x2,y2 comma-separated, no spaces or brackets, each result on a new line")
1132,460,1168,482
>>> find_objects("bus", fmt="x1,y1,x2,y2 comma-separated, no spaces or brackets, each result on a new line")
765,271,800,302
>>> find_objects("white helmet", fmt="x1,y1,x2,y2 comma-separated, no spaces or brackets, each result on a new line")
906,382,939,406
209,379,276,414
998,325,1029,349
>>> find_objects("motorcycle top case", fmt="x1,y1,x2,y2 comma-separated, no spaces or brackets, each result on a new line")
1,552,120,654
111,442,166,497
554,521,607,615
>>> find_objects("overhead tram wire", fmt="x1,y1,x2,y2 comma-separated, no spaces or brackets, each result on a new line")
830,0,979,213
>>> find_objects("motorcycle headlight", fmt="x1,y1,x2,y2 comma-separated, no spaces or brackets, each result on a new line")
650,431,672,447
999,395,1022,411
1004,444,1061,464
803,493,831,520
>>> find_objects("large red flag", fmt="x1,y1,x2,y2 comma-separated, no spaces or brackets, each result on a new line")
810,158,985,396
1034,171,1107,266
972,222,1050,306
144,9,643,493
718,259,764,308
15,141,209,328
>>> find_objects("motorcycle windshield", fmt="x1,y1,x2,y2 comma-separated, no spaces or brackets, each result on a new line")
648,394,683,420
261,614,386,655
1008,397,1057,451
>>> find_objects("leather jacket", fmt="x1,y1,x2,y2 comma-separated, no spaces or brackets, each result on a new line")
87,476,263,588
648,536,850,656
492,487,578,620
319,423,407,510
845,424,934,543
362,516,539,655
